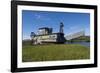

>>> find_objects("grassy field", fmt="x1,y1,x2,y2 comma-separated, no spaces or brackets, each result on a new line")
22,44,90,62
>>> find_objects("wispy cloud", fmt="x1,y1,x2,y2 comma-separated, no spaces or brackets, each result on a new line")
34,14,51,21
69,25,84,31
64,24,85,36
34,14,42,19
69,26,79,30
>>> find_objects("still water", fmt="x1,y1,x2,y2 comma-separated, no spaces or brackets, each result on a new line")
66,42,90,47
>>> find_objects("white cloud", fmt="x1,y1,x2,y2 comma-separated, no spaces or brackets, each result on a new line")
34,13,51,21
34,14,42,19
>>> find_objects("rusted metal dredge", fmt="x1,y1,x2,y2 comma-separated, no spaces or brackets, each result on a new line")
30,22,66,45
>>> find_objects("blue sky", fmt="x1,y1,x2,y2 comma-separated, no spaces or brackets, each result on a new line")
22,10,90,40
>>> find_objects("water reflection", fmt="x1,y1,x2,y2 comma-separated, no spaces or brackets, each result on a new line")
66,41,90,47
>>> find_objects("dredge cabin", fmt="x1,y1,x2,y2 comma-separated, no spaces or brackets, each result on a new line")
30,22,66,44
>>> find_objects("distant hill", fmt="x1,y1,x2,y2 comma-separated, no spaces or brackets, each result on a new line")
67,36,90,42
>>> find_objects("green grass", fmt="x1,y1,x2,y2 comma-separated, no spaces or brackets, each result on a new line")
22,44,90,62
